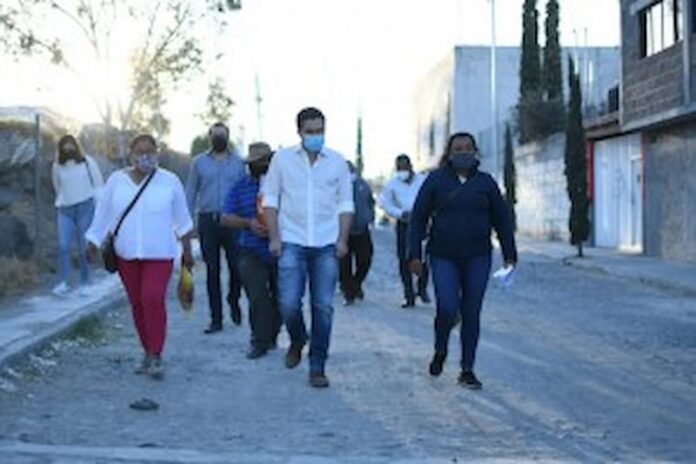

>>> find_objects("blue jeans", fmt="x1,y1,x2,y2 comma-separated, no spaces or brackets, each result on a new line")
431,254,492,370
278,243,337,373
57,198,95,285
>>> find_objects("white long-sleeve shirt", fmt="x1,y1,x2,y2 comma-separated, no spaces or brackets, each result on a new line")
85,168,193,260
52,156,104,207
262,144,354,248
378,173,427,220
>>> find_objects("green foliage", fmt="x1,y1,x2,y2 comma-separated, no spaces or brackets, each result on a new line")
199,78,234,126
564,58,590,256
190,134,210,156
518,0,542,143
503,124,517,231
0,0,240,139
517,0,565,143
543,0,563,102
355,115,364,175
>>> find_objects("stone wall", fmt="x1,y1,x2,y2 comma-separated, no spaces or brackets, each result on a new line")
643,121,696,262
514,134,571,242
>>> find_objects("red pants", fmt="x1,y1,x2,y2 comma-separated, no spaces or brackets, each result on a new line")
117,258,174,356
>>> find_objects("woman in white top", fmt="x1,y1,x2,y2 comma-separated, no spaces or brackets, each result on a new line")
86,134,194,379
51,135,104,296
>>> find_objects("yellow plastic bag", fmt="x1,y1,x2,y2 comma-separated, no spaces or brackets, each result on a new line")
178,261,194,312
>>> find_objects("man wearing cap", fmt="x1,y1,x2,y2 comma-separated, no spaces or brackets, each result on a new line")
187,122,246,334
222,142,281,359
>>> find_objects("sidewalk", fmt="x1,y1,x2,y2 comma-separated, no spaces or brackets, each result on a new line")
517,235,696,296
0,272,126,370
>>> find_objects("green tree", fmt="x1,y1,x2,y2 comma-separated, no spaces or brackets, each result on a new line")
199,77,235,126
564,58,590,257
190,134,210,156
543,0,562,101
541,0,565,135
517,0,543,143
503,124,517,231
0,0,240,135
355,114,364,175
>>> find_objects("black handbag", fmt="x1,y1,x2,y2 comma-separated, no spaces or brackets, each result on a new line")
102,171,156,273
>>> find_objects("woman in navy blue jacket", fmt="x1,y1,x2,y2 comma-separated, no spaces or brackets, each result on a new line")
408,132,517,389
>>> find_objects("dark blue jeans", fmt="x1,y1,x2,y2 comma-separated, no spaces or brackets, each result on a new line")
198,213,242,326
277,243,337,374
430,254,492,370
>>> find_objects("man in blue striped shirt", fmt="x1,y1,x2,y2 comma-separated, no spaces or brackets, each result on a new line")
222,143,281,359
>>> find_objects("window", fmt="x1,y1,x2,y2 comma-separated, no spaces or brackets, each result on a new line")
640,0,683,57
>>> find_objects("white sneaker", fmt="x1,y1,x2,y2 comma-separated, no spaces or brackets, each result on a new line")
51,282,70,297
77,286,90,297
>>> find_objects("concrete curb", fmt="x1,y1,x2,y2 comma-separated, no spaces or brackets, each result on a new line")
518,243,696,297
563,258,696,297
0,287,127,371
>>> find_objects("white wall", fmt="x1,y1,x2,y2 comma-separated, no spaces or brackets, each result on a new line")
514,134,571,241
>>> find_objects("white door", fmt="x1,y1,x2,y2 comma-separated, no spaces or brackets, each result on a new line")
594,134,643,251
594,140,620,247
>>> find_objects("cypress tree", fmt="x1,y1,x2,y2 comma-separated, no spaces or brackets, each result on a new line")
542,0,565,135
518,0,542,143
356,114,364,175
503,123,517,231
543,0,563,102
564,58,590,257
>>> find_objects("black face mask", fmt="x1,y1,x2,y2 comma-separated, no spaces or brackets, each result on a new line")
450,153,480,175
249,164,268,179
211,135,229,153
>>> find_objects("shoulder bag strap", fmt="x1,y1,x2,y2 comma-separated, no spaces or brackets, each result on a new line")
113,170,156,238
84,159,95,188
432,183,465,221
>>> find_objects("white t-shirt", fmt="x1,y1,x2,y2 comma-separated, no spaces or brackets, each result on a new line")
85,168,193,260
52,156,104,207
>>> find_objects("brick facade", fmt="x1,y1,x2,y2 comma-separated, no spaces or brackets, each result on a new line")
621,1,687,125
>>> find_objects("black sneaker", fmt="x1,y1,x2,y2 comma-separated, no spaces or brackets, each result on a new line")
419,291,432,304
400,298,416,309
285,342,305,369
230,305,242,326
204,323,223,334
246,345,268,360
458,370,483,390
343,297,355,307
309,371,330,388
356,288,365,300
428,351,447,377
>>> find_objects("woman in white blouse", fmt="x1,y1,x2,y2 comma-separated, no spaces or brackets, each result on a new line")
51,135,104,296
86,134,194,379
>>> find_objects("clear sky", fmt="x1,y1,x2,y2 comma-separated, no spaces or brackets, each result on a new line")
0,0,620,178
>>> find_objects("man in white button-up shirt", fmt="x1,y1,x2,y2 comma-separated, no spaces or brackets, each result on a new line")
263,107,354,389
379,154,430,308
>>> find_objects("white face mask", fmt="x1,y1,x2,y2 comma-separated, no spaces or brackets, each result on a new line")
396,171,410,182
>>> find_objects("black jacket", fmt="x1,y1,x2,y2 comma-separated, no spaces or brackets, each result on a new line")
408,166,517,263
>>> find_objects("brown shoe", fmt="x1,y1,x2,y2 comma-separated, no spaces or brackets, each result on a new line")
285,342,304,369
309,371,330,388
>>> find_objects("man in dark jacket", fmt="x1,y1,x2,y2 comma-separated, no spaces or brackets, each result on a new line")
339,161,375,305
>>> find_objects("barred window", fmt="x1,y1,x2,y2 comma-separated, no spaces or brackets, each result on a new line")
640,0,683,57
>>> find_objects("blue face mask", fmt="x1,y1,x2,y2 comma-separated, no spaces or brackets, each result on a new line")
132,153,158,173
302,134,325,154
